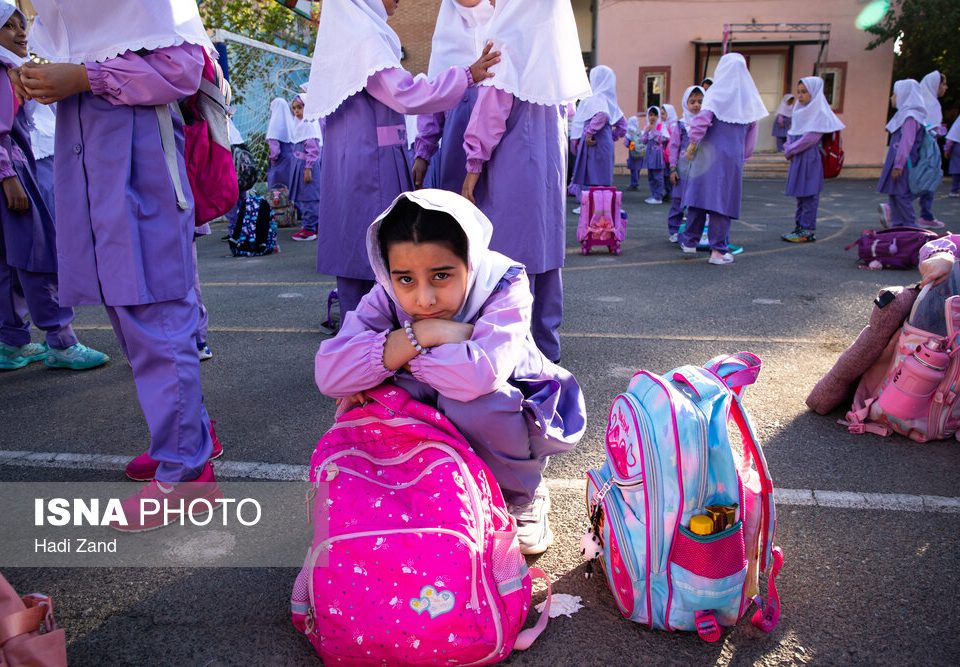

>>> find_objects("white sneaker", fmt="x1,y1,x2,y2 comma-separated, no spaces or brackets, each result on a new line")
680,244,697,255
949,192,960,198
508,484,553,556
708,252,734,265
644,197,663,205
878,202,891,228
668,233,679,243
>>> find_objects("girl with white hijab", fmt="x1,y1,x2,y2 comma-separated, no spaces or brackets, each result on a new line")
772,93,796,152
679,53,767,265
945,115,960,197
19,0,224,530
315,189,586,555
265,97,298,192
877,79,928,228
917,70,948,226
567,65,626,199
413,0,495,193
301,0,499,316
461,0,590,363
289,89,324,241
666,85,704,242
781,76,844,243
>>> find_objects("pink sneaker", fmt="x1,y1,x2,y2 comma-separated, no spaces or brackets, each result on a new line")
918,218,946,230
111,463,223,532
125,420,224,481
291,229,317,242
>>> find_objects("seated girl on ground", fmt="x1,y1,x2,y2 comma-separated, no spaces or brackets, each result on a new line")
315,189,587,555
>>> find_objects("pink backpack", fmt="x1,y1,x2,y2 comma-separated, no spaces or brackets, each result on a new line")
291,384,551,665
577,187,626,255
844,286,960,442
157,50,239,226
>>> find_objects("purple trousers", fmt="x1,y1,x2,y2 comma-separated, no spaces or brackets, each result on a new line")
336,277,376,317
648,169,665,199
528,268,563,363
889,193,917,227
192,242,207,346
0,262,77,349
952,174,960,193
105,289,212,483
667,177,685,234
795,194,820,231
680,207,731,253
918,191,936,222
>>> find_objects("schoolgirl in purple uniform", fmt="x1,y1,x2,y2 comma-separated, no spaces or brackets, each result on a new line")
315,189,586,555
21,0,223,530
461,0,590,363
680,53,766,265
665,85,703,242
567,65,626,199
946,115,960,197
266,97,297,193
916,70,948,228
877,79,926,229
640,106,669,204
413,0,494,193
303,0,499,316
0,1,107,372
289,93,323,242
771,94,795,153
781,76,844,243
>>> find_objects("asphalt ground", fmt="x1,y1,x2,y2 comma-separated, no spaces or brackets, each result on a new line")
2,177,959,665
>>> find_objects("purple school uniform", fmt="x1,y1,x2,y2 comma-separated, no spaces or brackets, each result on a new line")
416,87,479,192
267,140,296,192
316,67,469,313
784,132,824,231
290,138,321,232
772,114,792,152
948,141,960,193
56,44,212,483
877,118,922,227
567,112,625,198
33,156,55,214
666,121,690,235
642,124,667,199
464,87,567,361
315,267,586,505
679,112,757,253
0,64,77,350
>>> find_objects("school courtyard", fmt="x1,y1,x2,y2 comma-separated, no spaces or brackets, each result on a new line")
1,178,958,665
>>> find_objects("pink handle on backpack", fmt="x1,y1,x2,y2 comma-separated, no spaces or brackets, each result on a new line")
513,567,551,651
705,352,762,396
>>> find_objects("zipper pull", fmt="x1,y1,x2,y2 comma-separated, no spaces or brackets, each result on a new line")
324,463,339,481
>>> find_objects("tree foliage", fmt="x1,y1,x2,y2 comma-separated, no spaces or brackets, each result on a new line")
865,0,960,119
199,0,316,51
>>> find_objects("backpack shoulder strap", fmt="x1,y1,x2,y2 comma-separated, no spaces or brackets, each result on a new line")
154,105,189,211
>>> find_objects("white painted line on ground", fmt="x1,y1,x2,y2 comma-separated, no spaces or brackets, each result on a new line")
2,450,958,514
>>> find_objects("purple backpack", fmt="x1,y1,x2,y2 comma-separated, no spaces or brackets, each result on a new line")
845,228,940,270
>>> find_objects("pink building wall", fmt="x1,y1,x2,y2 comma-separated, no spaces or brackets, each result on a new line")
597,0,894,175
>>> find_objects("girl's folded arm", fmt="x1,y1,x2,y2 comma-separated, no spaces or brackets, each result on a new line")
85,43,204,106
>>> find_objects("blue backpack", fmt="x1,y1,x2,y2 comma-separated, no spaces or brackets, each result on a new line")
229,193,278,257
908,126,944,195
586,353,783,642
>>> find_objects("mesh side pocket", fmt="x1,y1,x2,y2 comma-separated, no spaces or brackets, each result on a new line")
671,522,746,580
491,529,525,592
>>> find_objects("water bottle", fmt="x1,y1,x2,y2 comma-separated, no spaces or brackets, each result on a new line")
874,340,950,421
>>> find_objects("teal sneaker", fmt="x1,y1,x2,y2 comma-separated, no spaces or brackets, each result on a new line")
0,342,29,371
18,342,50,363
44,343,110,370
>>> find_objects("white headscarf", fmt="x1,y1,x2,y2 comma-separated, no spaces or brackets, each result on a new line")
302,0,402,120
775,94,796,118
886,79,927,134
0,2,26,67
28,101,56,159
788,76,844,136
681,85,704,127
29,0,213,64
294,118,323,145
367,189,518,324
947,115,960,144
427,0,494,79
663,104,678,124
478,0,590,107
626,116,640,135
919,70,943,128
266,98,298,142
701,53,769,125
646,106,669,139
569,66,624,140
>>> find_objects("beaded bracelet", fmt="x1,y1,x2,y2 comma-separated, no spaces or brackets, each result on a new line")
403,320,428,355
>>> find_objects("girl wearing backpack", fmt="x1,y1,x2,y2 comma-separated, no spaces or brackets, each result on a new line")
19,0,223,529
302,0,500,317
680,53,767,265
877,79,926,229
567,65,626,200
781,76,844,244
315,189,587,555
0,1,109,372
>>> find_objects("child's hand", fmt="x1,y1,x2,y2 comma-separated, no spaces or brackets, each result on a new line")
335,392,367,419
304,168,312,184
891,167,902,181
670,171,679,185
20,63,91,104
685,143,697,161
919,253,955,287
585,135,597,147
461,172,480,204
469,42,501,84
412,157,428,190
2,177,29,212
7,68,28,104
415,319,474,347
